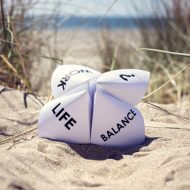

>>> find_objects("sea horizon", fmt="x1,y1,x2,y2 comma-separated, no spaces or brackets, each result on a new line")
26,15,168,30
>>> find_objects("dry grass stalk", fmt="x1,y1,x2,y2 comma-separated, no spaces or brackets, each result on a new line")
144,63,190,100
0,54,31,91
0,126,37,146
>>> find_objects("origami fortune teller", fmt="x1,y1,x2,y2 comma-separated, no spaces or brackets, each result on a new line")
38,64,150,147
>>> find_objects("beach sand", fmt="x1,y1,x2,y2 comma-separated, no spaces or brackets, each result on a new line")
0,86,190,190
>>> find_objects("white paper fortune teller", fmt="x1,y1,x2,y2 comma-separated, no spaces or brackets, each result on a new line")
38,90,91,144
38,65,150,147
51,64,101,98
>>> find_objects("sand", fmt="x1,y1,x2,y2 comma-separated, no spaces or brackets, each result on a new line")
0,86,190,190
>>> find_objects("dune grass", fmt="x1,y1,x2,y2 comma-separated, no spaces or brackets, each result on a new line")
0,0,190,144
137,48,190,101
0,48,190,146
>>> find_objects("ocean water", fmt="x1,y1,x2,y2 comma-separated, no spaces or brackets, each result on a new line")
26,16,167,30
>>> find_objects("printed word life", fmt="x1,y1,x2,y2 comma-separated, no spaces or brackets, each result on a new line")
52,102,77,130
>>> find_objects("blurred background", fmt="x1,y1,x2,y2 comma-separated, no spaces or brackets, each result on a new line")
0,0,190,103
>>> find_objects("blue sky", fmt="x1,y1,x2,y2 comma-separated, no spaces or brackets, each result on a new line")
5,0,169,17
31,0,159,17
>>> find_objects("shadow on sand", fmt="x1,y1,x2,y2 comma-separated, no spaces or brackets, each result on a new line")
68,136,158,161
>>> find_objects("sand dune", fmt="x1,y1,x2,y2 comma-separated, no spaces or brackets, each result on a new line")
0,86,190,190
